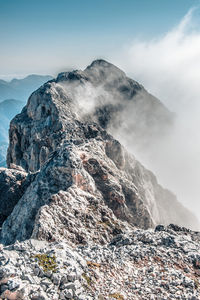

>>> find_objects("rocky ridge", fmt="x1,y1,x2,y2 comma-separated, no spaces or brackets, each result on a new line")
2,60,198,244
0,60,199,299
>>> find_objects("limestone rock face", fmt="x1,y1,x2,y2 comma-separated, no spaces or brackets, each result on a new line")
1,60,199,245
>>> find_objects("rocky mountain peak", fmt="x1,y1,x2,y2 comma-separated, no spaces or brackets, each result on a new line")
56,70,88,83
84,59,127,84
0,60,199,249
7,60,173,173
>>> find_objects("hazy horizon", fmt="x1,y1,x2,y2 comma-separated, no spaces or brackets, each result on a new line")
1,0,199,77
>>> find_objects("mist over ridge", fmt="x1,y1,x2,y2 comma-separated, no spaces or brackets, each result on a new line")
55,58,200,225
113,8,200,220
1,59,197,234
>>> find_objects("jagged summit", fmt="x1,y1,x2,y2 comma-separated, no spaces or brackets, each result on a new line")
56,70,88,83
55,59,127,85
7,59,173,172
87,58,112,67
85,59,127,82
0,60,199,247
86,58,125,74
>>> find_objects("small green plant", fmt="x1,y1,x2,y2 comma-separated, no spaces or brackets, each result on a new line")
34,253,57,273
109,293,125,300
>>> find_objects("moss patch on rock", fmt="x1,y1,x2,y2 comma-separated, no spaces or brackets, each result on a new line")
34,253,57,273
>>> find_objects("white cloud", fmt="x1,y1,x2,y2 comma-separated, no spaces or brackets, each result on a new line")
115,8,200,220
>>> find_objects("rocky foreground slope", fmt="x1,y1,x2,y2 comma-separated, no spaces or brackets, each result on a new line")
0,60,199,299
1,225,200,299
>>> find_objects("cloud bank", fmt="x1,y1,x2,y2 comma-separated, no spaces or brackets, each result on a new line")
115,8,200,219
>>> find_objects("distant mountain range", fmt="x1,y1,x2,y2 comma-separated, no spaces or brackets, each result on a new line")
0,99,25,141
0,74,53,102
0,75,53,166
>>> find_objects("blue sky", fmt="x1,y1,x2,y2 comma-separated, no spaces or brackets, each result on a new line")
0,0,199,78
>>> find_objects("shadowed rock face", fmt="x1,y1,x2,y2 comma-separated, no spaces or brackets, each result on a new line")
0,60,199,245
0,166,28,226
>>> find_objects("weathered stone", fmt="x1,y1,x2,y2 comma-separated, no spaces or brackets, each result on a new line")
67,272,76,282
7,279,20,291
31,291,48,300
64,289,73,299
